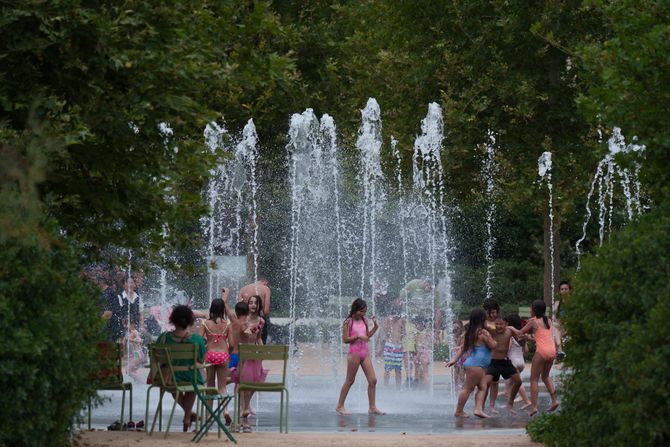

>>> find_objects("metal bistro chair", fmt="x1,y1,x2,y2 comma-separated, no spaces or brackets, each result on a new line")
235,344,289,433
88,342,132,430
149,344,236,443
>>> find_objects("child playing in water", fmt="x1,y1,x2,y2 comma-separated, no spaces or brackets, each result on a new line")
124,321,144,381
199,289,234,424
452,320,466,390
413,317,432,387
236,295,267,420
380,298,404,387
484,316,523,414
520,300,560,416
505,314,531,409
336,298,385,415
446,308,497,418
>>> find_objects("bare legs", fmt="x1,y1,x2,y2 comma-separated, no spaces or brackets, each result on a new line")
454,366,489,418
529,353,559,416
336,354,385,415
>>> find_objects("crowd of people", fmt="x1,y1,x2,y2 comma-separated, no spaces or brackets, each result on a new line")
87,265,570,428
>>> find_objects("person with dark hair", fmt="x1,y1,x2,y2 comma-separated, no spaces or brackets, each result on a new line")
482,298,500,332
335,298,384,416
520,300,560,416
239,278,271,344
554,280,571,359
483,316,524,415
199,289,234,425
380,298,405,388
156,305,206,432
446,308,497,418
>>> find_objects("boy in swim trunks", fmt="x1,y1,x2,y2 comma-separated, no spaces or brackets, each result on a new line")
380,298,404,387
485,316,523,414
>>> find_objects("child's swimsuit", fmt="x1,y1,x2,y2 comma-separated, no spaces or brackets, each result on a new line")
348,318,369,361
202,321,230,366
533,317,556,361
383,343,403,371
508,337,525,371
463,345,491,369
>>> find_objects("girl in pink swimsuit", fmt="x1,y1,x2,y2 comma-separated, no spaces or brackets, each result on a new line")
199,289,234,424
336,298,384,416
520,300,560,416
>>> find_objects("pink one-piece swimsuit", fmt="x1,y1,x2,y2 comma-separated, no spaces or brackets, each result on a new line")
349,319,369,361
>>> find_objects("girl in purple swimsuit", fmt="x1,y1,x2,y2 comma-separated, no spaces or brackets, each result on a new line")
336,298,385,416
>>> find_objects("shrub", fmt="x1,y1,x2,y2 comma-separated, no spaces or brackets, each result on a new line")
0,220,101,447
528,201,670,446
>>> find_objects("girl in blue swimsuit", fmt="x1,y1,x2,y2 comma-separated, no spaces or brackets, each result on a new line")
446,308,497,418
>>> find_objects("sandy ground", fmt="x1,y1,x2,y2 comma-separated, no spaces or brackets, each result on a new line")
75,431,541,447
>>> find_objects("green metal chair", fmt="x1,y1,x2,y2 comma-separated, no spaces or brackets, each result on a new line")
148,344,236,443
519,306,532,318
235,344,289,433
88,342,133,430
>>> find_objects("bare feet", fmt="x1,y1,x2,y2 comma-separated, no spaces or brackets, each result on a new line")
520,402,532,410
454,411,470,418
368,408,386,415
528,407,538,417
505,404,517,415
548,401,560,412
335,406,350,416
473,410,491,419
489,407,499,415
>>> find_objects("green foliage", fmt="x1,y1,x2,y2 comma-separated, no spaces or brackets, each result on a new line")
536,201,670,446
0,148,101,447
578,0,670,203
526,412,559,444
0,1,301,263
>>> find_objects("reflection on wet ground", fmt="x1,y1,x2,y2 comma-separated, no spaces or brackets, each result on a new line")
87,369,557,434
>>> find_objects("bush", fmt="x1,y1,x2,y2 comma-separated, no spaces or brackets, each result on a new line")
0,220,102,447
529,201,670,446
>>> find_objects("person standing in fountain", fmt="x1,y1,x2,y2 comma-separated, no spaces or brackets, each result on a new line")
199,289,233,425
239,278,271,344
484,315,523,415
520,300,560,416
446,308,497,418
336,298,385,415
380,298,404,388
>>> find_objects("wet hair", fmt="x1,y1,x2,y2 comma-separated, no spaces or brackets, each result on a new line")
235,301,249,318
463,308,486,353
169,305,195,330
209,299,226,322
532,300,550,329
506,314,523,331
482,298,500,312
348,298,367,318
248,295,263,317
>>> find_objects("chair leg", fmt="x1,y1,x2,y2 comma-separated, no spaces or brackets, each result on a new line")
280,391,283,433
129,386,133,424
284,388,289,433
88,397,92,431
144,386,153,432
149,390,164,435
164,391,179,439
120,390,125,426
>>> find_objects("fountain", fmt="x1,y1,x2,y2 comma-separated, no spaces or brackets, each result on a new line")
575,127,645,270
538,151,556,319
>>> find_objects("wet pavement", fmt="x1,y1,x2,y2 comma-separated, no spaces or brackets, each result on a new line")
86,367,558,434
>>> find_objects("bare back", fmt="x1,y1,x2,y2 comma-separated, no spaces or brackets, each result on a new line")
239,281,271,316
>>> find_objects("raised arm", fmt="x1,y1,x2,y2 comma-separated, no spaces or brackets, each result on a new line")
221,288,237,321
367,316,379,338
446,339,465,367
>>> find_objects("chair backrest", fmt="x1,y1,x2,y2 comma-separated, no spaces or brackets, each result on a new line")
518,306,532,318
149,343,199,389
238,344,289,386
94,342,123,385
